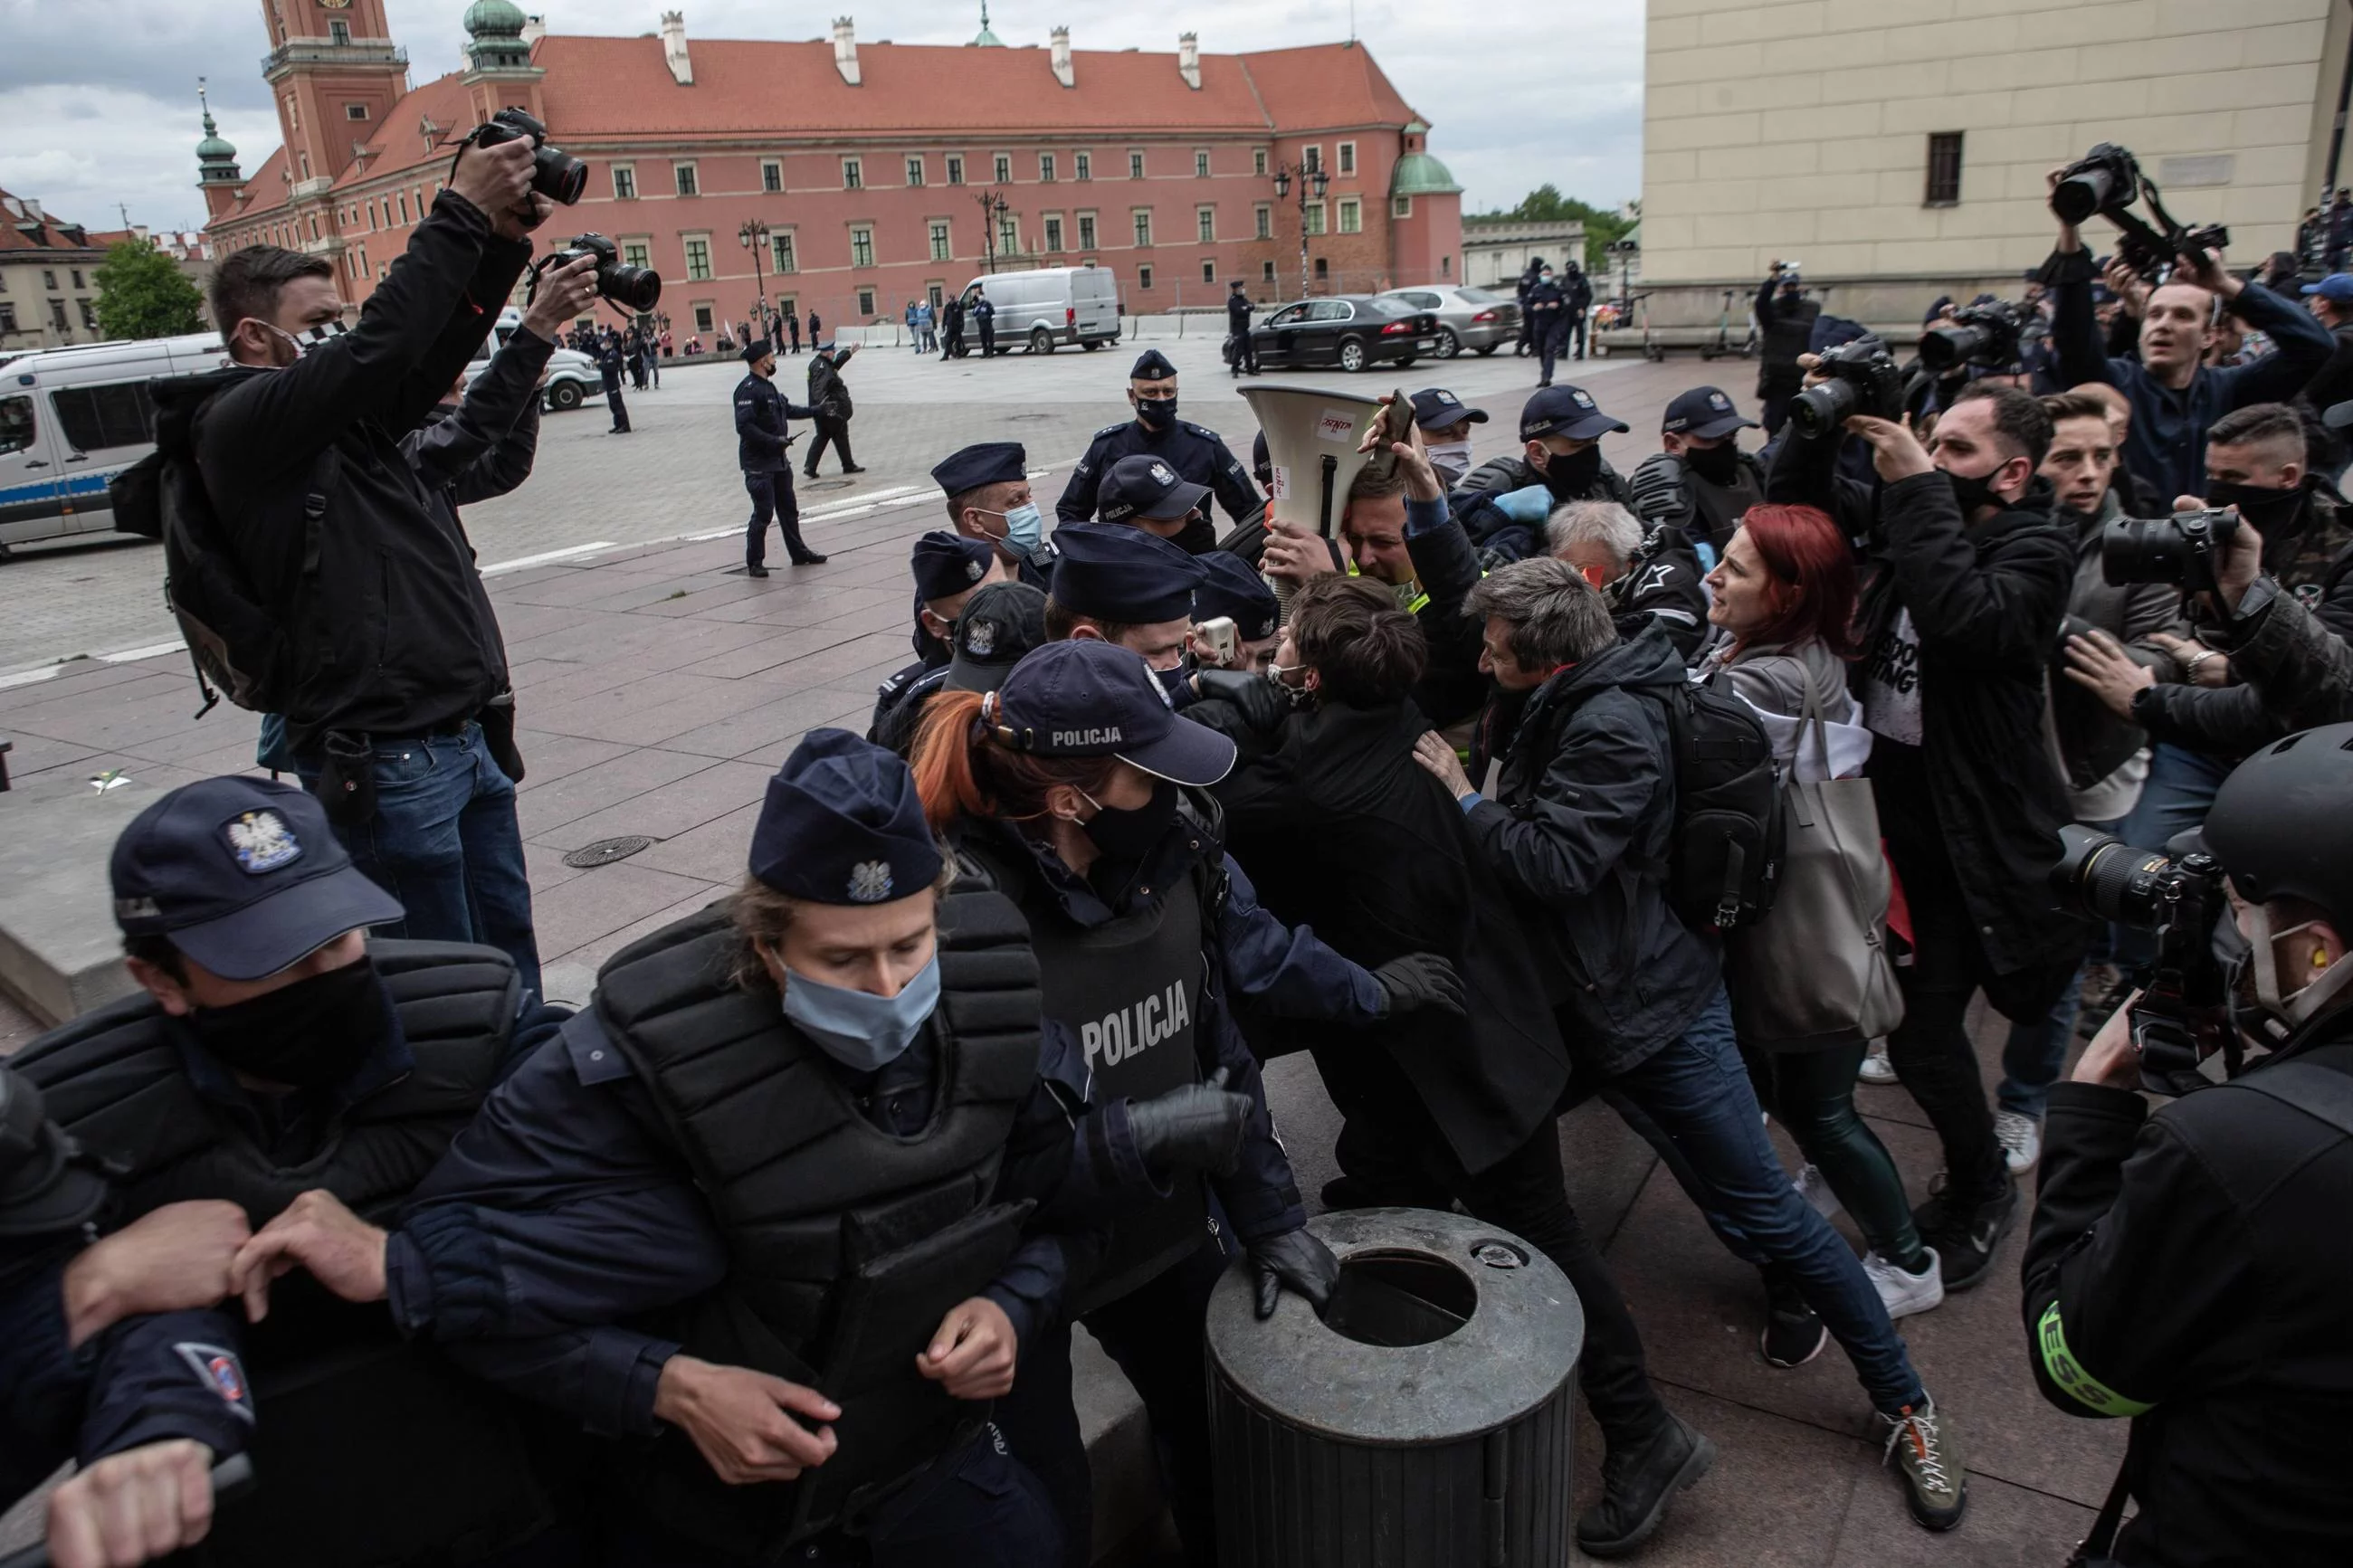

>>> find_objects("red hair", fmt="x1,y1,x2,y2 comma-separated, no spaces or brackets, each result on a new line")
1731,504,1859,660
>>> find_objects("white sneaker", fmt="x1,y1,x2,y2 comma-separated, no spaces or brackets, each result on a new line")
1994,1109,2042,1175
1859,1046,1899,1086
1865,1247,1946,1319
1795,1163,1843,1219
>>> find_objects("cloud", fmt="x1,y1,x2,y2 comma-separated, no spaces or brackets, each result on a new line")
3,0,1643,233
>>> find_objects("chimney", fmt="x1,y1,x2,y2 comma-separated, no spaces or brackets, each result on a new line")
661,11,692,85
23,198,43,223
833,16,861,85
1176,32,1199,90
519,14,547,45
1051,26,1073,88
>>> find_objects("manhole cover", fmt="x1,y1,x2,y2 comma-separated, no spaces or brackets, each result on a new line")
564,835,655,869
805,478,854,491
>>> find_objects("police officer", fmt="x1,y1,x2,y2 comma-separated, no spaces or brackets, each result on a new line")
1514,256,1544,357
245,729,1251,1567
1756,261,1821,435
1043,523,1207,704
1448,384,1637,563
1055,349,1259,527
1525,263,1567,387
1189,550,1281,674
872,581,1049,759
735,338,826,575
8,776,567,1565
1226,280,1260,375
909,639,1464,1565
935,441,1057,590
870,532,1005,746
1562,258,1596,361
1628,385,1767,567
805,342,863,478
1409,386,1489,489
596,332,631,433
1,1068,257,1568
1097,452,1220,554
971,287,996,357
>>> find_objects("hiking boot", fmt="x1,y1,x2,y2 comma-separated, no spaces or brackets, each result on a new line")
1994,1109,2043,1175
1795,1162,1843,1219
1575,1414,1715,1558
1911,1176,2017,1293
1858,1045,1899,1085
1878,1397,1967,1531
1758,1267,1827,1368
1863,1247,1945,1320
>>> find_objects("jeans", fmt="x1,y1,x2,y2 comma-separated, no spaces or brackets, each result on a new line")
743,470,809,565
299,721,541,1002
1759,1042,1927,1269
1606,988,1927,1415
1997,814,2125,1120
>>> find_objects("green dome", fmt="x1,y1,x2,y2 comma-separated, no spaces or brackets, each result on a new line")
1391,150,1461,198
463,0,528,35
196,122,237,162
971,3,1005,45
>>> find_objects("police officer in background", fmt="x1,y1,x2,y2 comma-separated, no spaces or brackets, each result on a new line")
1755,261,1821,435
1096,452,1220,554
10,776,568,1565
1226,280,1260,375
735,338,827,575
909,639,1464,1565
805,342,863,478
869,531,1005,747
934,442,1057,590
1056,349,1259,527
1629,385,1767,567
1189,551,1282,674
971,287,996,357
872,581,1049,758
1449,385,1638,564
1410,386,1490,489
595,331,630,433
1525,263,1567,387
1,1069,258,1568
1562,259,1596,362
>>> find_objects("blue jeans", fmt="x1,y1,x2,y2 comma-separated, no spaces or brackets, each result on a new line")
1997,814,2124,1119
1608,987,1926,1416
300,722,542,1002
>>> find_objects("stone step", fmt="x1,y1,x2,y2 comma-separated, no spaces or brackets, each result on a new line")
0,775,156,1027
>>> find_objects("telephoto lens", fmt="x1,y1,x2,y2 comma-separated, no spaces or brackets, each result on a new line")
2050,824,2174,928
2099,508,2238,588
532,143,588,205
1788,378,1857,440
600,260,662,313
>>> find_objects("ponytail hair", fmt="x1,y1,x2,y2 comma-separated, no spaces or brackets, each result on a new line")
909,689,1119,832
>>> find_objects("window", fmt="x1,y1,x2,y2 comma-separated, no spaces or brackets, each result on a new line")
1074,151,1091,181
1338,198,1360,234
771,233,795,272
1261,259,1274,284
286,97,299,131
1338,141,1356,175
1253,148,1268,177
396,194,409,223
1196,206,1215,243
673,162,699,196
1195,149,1210,178
762,160,784,194
992,153,1010,184
926,283,943,310
1925,131,1964,206
1040,153,1056,182
998,214,1017,255
51,382,154,451
1043,215,1062,252
1132,209,1153,247
842,157,862,190
77,299,99,331
1138,265,1153,290
1253,204,1272,241
48,299,69,332
70,271,83,290
929,222,951,261
851,225,875,268
946,155,965,185
1314,258,1329,283
1302,202,1326,237
329,18,349,43
857,288,876,317
693,303,713,333
1129,150,1146,179
43,271,56,290
0,394,30,453
1201,260,1215,285
1441,254,1453,279
1077,213,1097,250
683,235,711,280
1303,146,1321,174
346,103,368,121
622,240,652,270
1392,195,1412,219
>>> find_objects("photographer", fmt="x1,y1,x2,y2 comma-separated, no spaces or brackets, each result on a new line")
1756,261,1822,435
2021,730,2353,1567
172,131,549,996
1545,499,1710,660
2043,168,2332,499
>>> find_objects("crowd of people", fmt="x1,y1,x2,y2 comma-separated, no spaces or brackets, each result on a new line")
2,128,2350,1568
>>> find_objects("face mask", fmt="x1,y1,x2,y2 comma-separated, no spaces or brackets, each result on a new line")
2204,480,2306,538
1943,465,2006,516
1426,440,1473,481
1538,444,1601,499
1153,662,1191,708
2245,905,2353,1036
976,502,1043,561
779,953,940,1073
1684,442,1742,486
1135,396,1178,430
255,319,348,365
190,958,388,1090
1080,778,1178,861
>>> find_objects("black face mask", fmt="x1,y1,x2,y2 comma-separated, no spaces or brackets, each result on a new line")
2203,479,2306,539
1683,441,1742,486
189,959,390,1091
1135,396,1178,431
1943,465,2006,517
1538,444,1602,499
1083,778,1179,863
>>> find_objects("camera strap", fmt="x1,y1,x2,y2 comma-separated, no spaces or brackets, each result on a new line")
2065,1454,2133,1566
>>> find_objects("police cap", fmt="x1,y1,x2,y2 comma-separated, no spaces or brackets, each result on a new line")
1519,384,1629,443
741,338,775,365
910,531,996,603
1129,348,1178,381
749,729,942,906
1193,551,1280,643
1409,388,1489,432
1661,386,1758,441
1047,522,1205,624
987,641,1235,786
1100,453,1211,525
945,581,1049,695
931,442,1028,499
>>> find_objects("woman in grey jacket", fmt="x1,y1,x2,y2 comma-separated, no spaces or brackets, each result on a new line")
1696,504,1945,1331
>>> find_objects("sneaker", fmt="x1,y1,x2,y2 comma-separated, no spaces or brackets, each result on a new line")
1863,1248,1945,1319
1575,1414,1715,1558
1878,1398,1967,1531
1795,1163,1843,1220
1858,1046,1899,1085
1993,1109,2042,1175
1911,1176,2018,1293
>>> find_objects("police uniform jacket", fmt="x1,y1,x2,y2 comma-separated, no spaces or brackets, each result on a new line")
1446,452,1636,564
1056,418,1259,527
735,374,820,474
596,343,624,391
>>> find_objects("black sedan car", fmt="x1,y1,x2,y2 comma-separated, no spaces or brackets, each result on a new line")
1248,295,1443,373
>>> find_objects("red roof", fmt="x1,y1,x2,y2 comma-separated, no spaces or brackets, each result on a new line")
0,187,112,255
1238,43,1420,131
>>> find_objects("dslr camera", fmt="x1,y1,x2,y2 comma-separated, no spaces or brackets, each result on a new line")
1789,336,1905,438
1917,299,2028,374
2050,141,2230,282
466,108,588,206
2051,826,2236,1095
2100,506,2238,594
531,233,662,315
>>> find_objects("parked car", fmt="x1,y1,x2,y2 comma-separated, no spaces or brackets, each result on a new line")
473,308,602,412
958,265,1122,354
0,331,224,554
1377,285,1520,358
1248,296,1442,373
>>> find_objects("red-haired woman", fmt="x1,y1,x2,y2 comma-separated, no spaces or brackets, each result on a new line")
1698,504,1945,1336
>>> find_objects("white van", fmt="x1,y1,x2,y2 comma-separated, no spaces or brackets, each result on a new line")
472,308,603,413
0,332,225,554
960,265,1121,354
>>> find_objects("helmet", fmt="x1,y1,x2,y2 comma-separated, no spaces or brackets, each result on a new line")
2205,723,2353,934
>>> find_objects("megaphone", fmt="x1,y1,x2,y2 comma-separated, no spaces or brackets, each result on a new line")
1238,383,1401,620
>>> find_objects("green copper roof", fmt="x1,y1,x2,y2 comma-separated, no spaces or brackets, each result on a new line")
1391,150,1461,197
973,2,1005,45
463,0,528,36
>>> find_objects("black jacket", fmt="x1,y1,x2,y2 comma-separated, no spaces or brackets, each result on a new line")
1756,278,1819,378
1400,495,1491,727
733,372,819,474
2022,1021,2353,1567
1212,700,1572,1174
188,189,525,750
1447,452,1636,564
2298,318,2353,421
401,324,551,542
1462,625,1722,1076
807,353,852,421
1609,546,1710,661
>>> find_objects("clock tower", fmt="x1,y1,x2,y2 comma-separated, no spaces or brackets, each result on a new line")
260,0,411,190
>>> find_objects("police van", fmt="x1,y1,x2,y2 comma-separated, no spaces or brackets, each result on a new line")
0,332,225,554
959,264,1121,354
472,307,602,412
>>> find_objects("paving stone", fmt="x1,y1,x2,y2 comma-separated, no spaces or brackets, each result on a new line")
657,685,877,762
513,746,722,839
527,860,727,963
531,759,780,853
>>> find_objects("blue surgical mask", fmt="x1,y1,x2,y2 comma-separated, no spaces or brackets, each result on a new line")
1001,502,1044,560
779,954,940,1073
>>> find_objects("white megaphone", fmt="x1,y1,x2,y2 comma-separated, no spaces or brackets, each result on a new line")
1237,383,1397,621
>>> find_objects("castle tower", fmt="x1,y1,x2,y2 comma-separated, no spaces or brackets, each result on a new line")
195,79,244,223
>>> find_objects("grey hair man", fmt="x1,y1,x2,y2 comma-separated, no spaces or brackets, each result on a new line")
1545,500,1709,660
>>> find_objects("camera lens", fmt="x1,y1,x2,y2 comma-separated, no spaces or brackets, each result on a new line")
2052,166,2113,225
1918,327,1977,372
601,264,662,314
533,146,588,205
2051,825,2173,927
2100,516,2187,586
1788,378,1856,440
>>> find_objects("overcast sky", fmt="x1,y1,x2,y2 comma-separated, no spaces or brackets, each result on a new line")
0,0,1643,236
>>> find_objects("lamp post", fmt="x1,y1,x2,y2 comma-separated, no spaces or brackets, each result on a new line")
1270,157,1331,300
738,217,771,335
976,188,1010,274
1605,236,1639,306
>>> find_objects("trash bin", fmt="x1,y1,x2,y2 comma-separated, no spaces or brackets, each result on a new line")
1205,1207,1584,1567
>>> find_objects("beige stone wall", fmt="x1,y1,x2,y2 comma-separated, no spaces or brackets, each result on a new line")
1642,0,2343,286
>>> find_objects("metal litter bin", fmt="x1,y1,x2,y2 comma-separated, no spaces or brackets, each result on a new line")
1206,1207,1584,1566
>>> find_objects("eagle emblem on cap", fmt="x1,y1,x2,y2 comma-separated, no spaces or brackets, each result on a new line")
224,810,301,874
964,618,997,656
965,558,984,582
1436,391,1458,404
847,860,896,903
1571,391,1594,408
1709,392,1731,409
1149,461,1175,486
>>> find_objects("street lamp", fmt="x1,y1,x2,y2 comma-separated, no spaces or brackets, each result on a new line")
976,187,1010,274
738,217,771,337
1605,235,1639,306
1270,158,1331,301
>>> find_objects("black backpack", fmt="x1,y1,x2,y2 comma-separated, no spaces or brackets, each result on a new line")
1646,675,1783,932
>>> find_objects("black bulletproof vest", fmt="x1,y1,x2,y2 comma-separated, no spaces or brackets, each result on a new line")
591,890,1043,1556
12,943,552,1567
1689,461,1764,558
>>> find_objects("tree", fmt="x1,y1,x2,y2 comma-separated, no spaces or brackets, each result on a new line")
1472,185,1635,271
92,241,205,341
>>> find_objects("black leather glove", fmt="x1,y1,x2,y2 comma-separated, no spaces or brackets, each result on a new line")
1251,1228,1341,1320
1370,952,1465,1017
1127,1068,1248,1180
1193,669,1292,732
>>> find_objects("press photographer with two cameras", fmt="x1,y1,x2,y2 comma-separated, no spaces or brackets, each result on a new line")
2022,730,2353,1568
2042,149,2333,499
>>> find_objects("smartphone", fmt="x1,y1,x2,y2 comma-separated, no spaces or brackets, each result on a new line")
1194,616,1238,665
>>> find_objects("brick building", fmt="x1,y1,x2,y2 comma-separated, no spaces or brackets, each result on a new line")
199,2,1465,340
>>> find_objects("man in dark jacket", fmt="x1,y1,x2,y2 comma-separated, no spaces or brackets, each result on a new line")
1225,280,1259,375
804,343,862,477
177,133,547,997
595,335,630,433
1755,261,1821,435
736,340,828,574
1562,259,1596,361
1448,384,1637,564
2293,272,2353,427
1525,264,1567,386
1628,385,1767,566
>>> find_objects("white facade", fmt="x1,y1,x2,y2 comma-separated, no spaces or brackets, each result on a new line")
1461,219,1586,289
